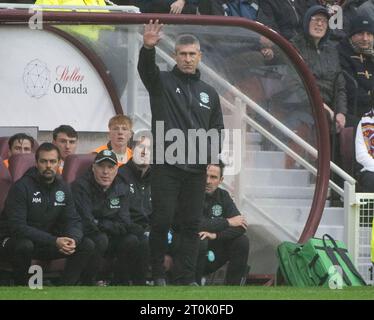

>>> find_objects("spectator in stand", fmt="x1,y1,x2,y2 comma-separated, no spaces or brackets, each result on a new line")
72,150,148,285
0,143,94,285
52,125,78,174
3,133,35,169
257,0,318,40
355,109,374,192
133,0,199,14
357,0,374,19
317,0,365,42
290,5,347,132
338,15,374,126
93,115,133,167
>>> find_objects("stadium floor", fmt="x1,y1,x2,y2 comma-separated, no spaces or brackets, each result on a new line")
0,286,373,300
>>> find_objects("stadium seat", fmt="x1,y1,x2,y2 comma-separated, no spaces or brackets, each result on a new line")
8,153,36,182
0,157,12,214
339,127,355,176
62,154,95,184
0,136,9,160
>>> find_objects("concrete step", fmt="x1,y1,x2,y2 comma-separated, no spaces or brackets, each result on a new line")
245,151,285,169
244,185,315,199
225,168,311,187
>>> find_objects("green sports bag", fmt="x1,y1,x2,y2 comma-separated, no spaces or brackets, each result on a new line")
277,234,366,287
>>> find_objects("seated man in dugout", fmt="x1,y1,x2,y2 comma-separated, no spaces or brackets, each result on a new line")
0,143,94,286
52,125,79,174
3,133,35,168
170,161,250,285
93,115,133,167
72,150,148,285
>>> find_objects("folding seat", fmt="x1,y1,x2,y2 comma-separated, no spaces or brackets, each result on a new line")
62,154,95,184
339,127,355,176
8,153,36,183
0,137,9,160
0,157,12,214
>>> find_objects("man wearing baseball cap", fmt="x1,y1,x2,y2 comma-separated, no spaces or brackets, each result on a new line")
338,15,374,126
72,149,148,285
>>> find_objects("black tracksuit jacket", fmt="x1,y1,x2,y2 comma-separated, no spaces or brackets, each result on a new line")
138,46,225,173
118,159,152,229
71,170,143,237
200,187,245,240
0,167,83,246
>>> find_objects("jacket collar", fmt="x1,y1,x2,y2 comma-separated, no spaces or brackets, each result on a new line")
172,65,201,81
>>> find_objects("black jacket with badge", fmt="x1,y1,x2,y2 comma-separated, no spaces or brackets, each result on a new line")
138,46,224,173
118,159,152,229
200,187,245,241
0,167,83,247
71,170,143,237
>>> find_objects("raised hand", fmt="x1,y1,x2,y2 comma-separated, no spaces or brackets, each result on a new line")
143,19,163,50
170,0,185,14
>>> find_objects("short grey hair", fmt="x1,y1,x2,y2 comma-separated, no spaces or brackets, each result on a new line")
175,34,200,51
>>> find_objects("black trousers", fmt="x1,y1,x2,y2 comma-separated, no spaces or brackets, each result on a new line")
196,234,250,285
150,164,206,284
359,171,374,193
3,237,95,286
83,232,149,285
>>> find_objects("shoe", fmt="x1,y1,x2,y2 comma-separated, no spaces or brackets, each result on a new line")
154,278,167,286
188,282,199,286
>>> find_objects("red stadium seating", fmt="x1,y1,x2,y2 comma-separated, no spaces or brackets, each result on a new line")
0,137,9,160
0,157,12,214
62,154,95,184
339,127,355,176
8,153,36,183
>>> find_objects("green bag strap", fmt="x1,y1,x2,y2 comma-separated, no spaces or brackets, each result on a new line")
322,234,367,285
322,234,355,286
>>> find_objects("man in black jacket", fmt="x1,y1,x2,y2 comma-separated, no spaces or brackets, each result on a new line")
0,143,94,285
138,20,224,285
195,162,249,285
72,150,148,285
118,133,152,232
338,15,374,126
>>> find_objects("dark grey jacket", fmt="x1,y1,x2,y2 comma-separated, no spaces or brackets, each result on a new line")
290,5,347,114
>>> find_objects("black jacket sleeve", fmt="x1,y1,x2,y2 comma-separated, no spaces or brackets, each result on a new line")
5,183,56,246
138,46,162,94
216,226,245,240
58,186,83,244
199,217,229,233
71,183,99,236
209,90,225,156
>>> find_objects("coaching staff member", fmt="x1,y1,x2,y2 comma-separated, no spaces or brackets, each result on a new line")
72,150,148,285
138,20,224,285
0,143,94,285
196,162,249,285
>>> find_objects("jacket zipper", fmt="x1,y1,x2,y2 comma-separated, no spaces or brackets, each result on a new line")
187,78,195,128
287,0,299,25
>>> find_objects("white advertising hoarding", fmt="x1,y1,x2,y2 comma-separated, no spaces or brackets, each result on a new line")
0,26,117,132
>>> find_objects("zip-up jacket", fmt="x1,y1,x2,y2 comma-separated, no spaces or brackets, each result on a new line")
138,46,224,173
118,159,152,229
257,0,317,40
71,170,141,237
200,187,245,241
0,167,82,246
290,5,347,114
